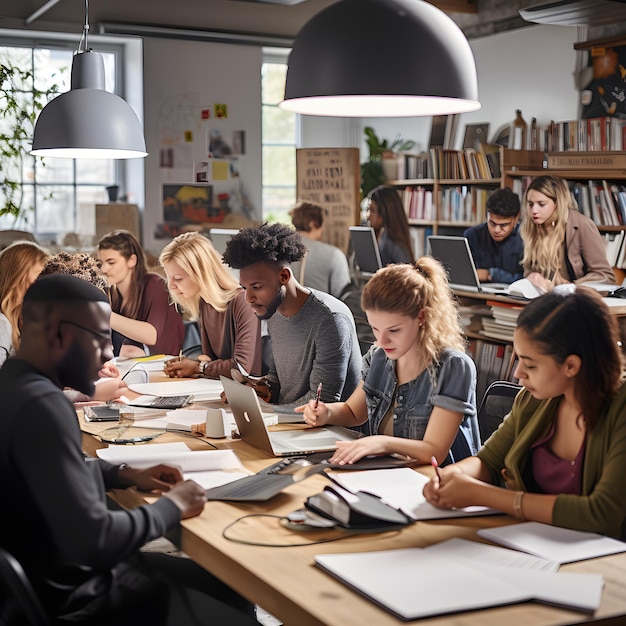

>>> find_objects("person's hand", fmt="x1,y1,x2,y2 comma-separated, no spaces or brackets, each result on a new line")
526,272,551,294
227,370,273,403
329,435,392,465
423,465,479,509
118,463,184,492
476,268,490,282
92,376,127,402
162,479,207,519
164,357,200,379
99,361,121,378
294,399,331,427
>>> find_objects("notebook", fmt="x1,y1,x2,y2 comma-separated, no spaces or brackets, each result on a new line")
427,235,510,294
349,226,382,275
220,376,362,456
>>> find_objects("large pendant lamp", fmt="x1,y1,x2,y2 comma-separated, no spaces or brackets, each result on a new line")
280,0,480,117
31,0,147,159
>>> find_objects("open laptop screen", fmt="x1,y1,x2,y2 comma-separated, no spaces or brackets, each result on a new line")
427,235,482,291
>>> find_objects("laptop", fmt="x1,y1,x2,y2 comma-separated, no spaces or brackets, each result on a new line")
209,228,239,256
349,226,382,275
427,235,509,294
220,376,362,456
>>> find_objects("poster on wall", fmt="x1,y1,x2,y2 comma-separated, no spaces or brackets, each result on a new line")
296,148,360,254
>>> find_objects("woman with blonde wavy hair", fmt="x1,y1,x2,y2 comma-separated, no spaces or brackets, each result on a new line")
160,232,262,380
521,175,614,293
296,256,479,466
0,241,48,365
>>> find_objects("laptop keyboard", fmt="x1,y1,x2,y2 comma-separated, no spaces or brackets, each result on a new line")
205,472,294,501
145,395,192,409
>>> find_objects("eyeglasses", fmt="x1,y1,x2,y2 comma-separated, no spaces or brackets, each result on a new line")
59,320,112,349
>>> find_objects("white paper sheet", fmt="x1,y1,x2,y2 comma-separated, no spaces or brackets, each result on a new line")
127,378,223,400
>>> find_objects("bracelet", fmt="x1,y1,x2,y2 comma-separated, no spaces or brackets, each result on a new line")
513,490,526,520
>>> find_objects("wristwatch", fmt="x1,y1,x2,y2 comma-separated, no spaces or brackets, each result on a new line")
198,360,209,376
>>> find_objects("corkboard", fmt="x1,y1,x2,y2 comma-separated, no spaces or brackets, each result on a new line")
296,148,360,254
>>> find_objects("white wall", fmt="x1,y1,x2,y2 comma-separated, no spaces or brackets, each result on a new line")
142,38,262,255
299,24,580,158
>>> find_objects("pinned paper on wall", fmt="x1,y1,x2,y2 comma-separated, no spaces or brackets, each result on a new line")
201,108,210,120
212,160,229,180
215,103,228,119
184,130,193,142
194,159,230,182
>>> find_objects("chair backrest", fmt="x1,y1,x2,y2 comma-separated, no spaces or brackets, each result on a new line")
0,547,49,626
477,381,522,444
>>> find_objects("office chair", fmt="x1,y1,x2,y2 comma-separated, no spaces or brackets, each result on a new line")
0,547,49,626
477,381,522,444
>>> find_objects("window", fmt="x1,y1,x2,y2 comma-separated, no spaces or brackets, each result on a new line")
261,53,298,223
0,39,121,239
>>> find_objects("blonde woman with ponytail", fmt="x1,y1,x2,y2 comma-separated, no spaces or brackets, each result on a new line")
296,257,479,466
521,175,615,293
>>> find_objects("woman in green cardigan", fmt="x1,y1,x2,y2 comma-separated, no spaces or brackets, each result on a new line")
424,286,626,538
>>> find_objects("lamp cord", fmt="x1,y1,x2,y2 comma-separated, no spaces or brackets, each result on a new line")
78,0,90,53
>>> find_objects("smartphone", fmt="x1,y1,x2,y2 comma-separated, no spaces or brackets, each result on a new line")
83,405,120,422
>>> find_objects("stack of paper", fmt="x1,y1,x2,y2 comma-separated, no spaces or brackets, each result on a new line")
96,442,249,489
127,379,224,402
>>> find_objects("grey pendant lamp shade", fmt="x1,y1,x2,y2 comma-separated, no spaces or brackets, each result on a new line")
31,50,147,159
280,0,481,117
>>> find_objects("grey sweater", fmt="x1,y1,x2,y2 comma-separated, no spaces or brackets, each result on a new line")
268,289,362,413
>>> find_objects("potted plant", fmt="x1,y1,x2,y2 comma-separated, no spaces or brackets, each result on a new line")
0,61,58,224
361,126,416,196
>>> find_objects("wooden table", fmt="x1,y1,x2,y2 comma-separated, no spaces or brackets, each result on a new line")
80,414,626,626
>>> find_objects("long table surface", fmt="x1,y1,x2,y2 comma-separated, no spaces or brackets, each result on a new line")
79,375,626,626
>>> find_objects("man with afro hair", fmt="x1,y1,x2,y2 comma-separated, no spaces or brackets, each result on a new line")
223,222,361,414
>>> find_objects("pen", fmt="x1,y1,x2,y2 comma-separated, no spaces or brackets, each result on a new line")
314,382,322,408
431,456,442,482
178,349,183,362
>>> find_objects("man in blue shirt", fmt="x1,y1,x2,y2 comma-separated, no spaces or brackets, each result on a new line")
464,187,523,284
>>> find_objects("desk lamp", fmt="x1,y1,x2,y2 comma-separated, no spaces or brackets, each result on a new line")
31,0,147,159
280,0,480,117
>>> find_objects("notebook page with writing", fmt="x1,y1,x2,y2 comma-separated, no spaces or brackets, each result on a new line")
478,521,626,564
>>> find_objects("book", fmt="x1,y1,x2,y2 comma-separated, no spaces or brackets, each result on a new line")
96,442,249,489
315,539,604,620
478,521,626,565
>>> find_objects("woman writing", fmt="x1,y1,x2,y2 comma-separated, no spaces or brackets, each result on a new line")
521,175,615,293
0,241,48,366
366,185,415,265
424,287,626,539
159,232,262,379
296,257,479,465
97,230,184,357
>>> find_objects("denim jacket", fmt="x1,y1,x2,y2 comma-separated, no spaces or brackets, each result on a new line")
361,346,479,464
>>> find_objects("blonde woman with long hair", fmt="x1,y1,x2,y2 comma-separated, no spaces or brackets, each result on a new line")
521,175,615,293
297,257,479,465
160,232,262,379
0,241,48,365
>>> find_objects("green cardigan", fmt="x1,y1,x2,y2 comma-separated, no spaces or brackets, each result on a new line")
477,384,626,539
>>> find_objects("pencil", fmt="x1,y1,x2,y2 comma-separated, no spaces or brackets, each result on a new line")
431,456,442,482
314,382,322,408
179,349,183,362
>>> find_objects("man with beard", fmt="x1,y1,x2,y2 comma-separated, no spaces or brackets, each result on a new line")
0,275,255,625
223,222,361,414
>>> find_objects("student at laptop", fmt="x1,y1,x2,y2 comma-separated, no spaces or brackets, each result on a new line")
0,275,256,624
463,187,523,284
297,258,479,466
366,185,415,265
289,201,351,299
159,232,262,380
424,287,626,539
521,175,615,293
223,222,362,414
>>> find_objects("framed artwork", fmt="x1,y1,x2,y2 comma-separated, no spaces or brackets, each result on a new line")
429,115,459,149
491,123,511,148
463,123,490,149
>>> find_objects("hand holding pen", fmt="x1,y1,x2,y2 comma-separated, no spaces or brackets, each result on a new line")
314,382,322,408
431,456,442,483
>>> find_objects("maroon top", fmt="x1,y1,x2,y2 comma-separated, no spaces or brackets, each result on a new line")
198,289,262,379
112,273,184,356
531,421,586,495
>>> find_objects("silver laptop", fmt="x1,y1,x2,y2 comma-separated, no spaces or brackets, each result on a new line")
427,235,509,294
220,376,362,456
350,226,382,275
